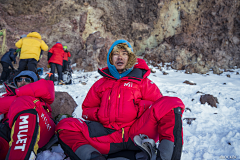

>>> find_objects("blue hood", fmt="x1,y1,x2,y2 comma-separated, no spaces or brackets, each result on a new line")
13,70,38,87
107,39,134,79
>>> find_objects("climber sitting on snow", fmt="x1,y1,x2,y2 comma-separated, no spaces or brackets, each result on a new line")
56,39,185,160
0,70,55,160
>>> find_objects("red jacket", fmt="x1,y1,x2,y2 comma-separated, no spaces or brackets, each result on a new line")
0,86,17,122
63,51,71,61
0,79,55,127
82,58,163,130
6,79,55,150
48,43,65,65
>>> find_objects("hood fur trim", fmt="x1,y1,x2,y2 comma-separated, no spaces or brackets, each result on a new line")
109,43,137,70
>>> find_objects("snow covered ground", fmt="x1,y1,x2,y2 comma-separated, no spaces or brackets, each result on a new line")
2,64,240,160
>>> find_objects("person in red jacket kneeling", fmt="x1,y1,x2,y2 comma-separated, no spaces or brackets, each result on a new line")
56,40,185,160
0,70,55,160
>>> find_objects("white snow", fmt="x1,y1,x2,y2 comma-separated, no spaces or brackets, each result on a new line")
1,64,240,160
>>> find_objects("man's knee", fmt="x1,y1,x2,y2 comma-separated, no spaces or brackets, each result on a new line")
57,117,85,130
7,109,40,160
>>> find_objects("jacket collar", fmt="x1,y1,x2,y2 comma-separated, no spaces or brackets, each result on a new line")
98,67,149,84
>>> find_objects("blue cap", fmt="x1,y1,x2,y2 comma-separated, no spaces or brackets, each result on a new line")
13,70,38,87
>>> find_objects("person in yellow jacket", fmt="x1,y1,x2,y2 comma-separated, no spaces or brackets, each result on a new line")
15,32,48,74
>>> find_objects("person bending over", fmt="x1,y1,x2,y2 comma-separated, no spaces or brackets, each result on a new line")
15,32,48,74
0,48,17,84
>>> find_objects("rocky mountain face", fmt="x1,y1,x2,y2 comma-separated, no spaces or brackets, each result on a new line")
0,0,240,74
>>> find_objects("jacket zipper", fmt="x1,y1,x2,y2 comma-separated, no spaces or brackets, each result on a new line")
118,91,121,117
122,128,124,143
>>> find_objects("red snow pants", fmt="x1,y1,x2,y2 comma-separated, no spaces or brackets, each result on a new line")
4,97,56,160
56,96,185,155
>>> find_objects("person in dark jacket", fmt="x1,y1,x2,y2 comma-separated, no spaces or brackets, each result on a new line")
0,48,17,84
0,70,55,159
48,42,65,85
56,40,185,160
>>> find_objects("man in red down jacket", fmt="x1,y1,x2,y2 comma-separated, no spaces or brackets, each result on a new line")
56,40,185,160
48,42,65,85
62,46,71,72
0,70,55,159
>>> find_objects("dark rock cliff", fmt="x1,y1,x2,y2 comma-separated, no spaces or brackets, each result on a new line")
0,0,239,74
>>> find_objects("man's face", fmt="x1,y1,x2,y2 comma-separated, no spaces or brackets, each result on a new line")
16,76,32,88
112,49,129,73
